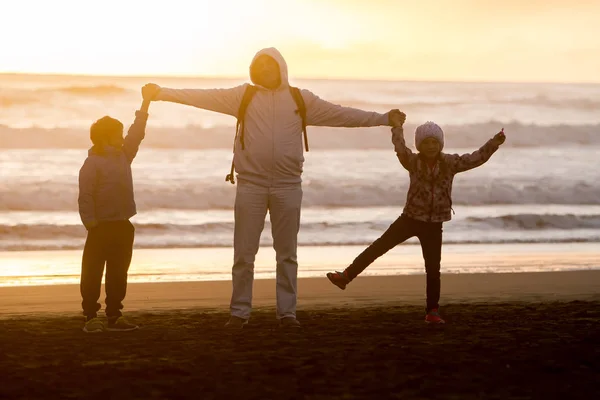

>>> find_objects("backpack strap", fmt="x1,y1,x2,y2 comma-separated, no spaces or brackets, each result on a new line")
225,85,308,184
226,85,258,184
237,85,258,151
289,86,309,152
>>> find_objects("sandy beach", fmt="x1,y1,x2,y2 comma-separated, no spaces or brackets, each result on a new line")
1,249,599,399
1,270,599,317
1,285,599,399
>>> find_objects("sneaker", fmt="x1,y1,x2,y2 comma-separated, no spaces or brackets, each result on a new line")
82,317,105,333
279,317,301,329
224,316,248,329
425,308,445,324
327,271,349,290
107,316,139,332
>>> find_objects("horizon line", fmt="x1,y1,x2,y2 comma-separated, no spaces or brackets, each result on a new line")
0,71,598,86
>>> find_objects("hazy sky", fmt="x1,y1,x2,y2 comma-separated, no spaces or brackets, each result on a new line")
1,0,599,82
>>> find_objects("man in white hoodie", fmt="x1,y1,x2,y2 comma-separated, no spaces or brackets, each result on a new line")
144,47,405,329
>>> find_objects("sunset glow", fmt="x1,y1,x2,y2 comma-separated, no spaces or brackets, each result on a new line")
1,0,599,82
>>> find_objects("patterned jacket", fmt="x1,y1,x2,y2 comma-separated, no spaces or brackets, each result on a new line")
391,127,500,222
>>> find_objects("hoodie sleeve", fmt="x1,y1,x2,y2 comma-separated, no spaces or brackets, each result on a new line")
78,158,97,228
301,89,390,128
123,110,148,162
391,127,418,171
154,84,248,117
444,139,500,174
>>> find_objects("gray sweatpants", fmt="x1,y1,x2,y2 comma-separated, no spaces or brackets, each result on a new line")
230,181,303,320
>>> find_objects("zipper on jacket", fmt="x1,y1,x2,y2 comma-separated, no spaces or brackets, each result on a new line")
429,181,435,222
428,163,436,222
270,91,275,186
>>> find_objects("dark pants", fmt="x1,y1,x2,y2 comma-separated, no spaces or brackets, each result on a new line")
345,215,443,312
81,220,135,319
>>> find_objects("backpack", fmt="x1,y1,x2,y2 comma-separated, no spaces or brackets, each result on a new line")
225,85,308,184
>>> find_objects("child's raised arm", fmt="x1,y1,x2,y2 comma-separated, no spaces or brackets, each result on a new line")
444,129,505,173
122,92,153,162
392,126,418,171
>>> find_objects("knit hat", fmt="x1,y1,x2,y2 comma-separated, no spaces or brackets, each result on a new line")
415,121,444,151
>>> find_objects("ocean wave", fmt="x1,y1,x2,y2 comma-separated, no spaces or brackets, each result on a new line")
0,85,131,108
1,179,600,212
1,217,598,248
0,121,599,149
2,83,599,111
525,95,600,111
326,95,600,113
0,94,37,107
0,222,232,239
1,236,599,252
466,214,600,230
41,85,129,96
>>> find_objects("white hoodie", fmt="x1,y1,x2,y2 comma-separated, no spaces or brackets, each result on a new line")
155,47,390,187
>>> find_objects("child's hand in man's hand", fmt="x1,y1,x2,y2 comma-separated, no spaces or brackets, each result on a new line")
142,83,161,101
492,128,506,146
389,109,406,127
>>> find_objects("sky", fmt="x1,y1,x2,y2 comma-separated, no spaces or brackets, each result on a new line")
1,0,599,82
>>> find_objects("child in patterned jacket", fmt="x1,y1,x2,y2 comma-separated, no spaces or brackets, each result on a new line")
327,113,506,323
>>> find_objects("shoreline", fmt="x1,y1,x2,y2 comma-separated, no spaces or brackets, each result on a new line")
1,242,599,288
2,270,599,318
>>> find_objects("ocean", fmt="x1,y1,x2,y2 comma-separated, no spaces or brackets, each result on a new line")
1,74,599,285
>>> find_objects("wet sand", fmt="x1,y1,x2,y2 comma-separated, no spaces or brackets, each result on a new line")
1,270,599,316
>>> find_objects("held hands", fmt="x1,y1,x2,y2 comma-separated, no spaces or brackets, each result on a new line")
142,83,161,101
492,128,506,146
388,109,406,127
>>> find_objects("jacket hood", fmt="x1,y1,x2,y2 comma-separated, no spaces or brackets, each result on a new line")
249,47,289,90
89,145,122,156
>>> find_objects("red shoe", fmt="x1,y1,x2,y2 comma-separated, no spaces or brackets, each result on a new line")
425,308,445,324
326,271,350,290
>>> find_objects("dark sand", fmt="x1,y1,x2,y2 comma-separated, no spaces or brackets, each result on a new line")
1,302,599,399
1,272,599,399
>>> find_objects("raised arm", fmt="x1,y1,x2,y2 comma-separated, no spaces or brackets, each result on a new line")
146,83,247,117
391,127,418,171
122,89,153,162
301,89,393,127
122,108,148,163
444,130,505,173
78,159,98,230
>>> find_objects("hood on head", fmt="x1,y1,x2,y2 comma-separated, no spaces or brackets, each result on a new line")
249,47,289,89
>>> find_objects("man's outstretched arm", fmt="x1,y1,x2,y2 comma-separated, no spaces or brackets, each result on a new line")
302,89,403,128
142,83,247,117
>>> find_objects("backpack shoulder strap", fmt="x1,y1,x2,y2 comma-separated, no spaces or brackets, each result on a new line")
226,85,258,184
238,85,258,120
236,85,258,150
289,86,309,152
